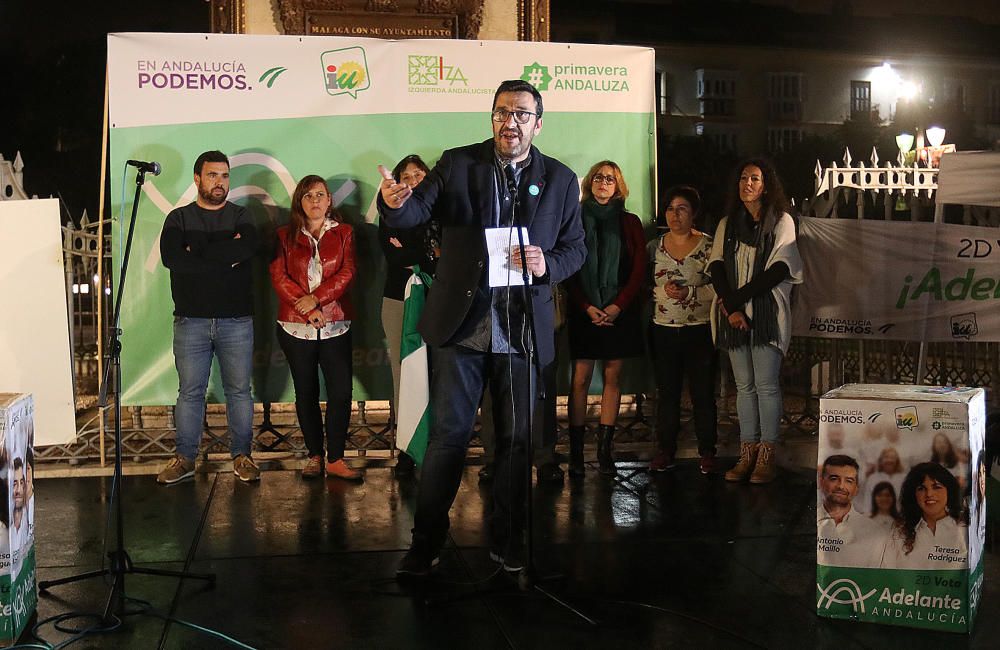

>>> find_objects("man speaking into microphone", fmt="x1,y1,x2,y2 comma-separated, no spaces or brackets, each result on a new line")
378,80,585,577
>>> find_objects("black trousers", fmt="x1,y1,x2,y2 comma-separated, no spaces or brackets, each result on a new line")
413,344,533,554
649,323,718,457
277,326,353,462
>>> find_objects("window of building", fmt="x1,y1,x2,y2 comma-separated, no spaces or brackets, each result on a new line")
767,127,804,153
696,123,738,152
989,84,1000,124
940,79,968,113
696,69,736,117
655,70,671,115
850,80,872,120
768,72,804,122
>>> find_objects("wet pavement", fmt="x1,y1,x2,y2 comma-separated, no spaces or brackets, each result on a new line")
29,459,998,649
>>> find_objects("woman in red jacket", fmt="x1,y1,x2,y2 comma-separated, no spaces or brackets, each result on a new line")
566,161,648,477
270,174,360,480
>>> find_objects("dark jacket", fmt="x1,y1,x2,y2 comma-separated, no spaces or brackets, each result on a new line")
377,139,586,365
269,222,355,324
379,221,438,301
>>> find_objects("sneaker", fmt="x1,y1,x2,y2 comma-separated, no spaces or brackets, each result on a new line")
537,463,564,484
648,451,676,472
326,458,362,481
489,546,526,573
301,455,323,479
699,454,718,475
233,454,261,482
156,455,195,485
396,547,440,579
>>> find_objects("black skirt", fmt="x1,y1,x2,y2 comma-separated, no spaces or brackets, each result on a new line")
567,304,644,360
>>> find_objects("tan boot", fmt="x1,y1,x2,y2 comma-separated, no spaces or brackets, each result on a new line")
725,442,758,482
750,442,777,484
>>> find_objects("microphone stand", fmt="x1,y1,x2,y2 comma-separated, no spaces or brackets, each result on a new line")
39,167,215,623
505,167,596,624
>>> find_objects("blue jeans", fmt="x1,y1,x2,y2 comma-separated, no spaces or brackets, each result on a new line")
727,344,783,444
172,316,255,461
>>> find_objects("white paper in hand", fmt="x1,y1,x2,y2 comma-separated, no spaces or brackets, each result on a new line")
486,227,530,288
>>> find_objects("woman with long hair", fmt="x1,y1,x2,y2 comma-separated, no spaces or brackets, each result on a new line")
880,462,968,569
709,158,802,484
270,174,360,480
868,481,900,530
378,154,436,476
647,185,718,474
931,432,959,468
859,446,907,513
565,161,647,477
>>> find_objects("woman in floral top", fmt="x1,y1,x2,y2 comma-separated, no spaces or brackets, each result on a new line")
648,185,718,474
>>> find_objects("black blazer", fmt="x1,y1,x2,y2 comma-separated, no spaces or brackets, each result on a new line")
378,139,585,365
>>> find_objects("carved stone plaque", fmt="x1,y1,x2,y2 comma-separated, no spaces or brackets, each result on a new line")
307,11,459,39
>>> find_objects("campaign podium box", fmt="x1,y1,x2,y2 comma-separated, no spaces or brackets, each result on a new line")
0,394,37,646
815,384,986,633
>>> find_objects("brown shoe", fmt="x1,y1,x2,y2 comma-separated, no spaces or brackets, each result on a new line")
157,455,195,485
725,442,758,482
750,442,777,484
326,458,362,481
233,454,261,482
302,455,323,479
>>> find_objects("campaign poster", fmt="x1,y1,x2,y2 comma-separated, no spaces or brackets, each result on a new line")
0,394,37,645
815,384,985,633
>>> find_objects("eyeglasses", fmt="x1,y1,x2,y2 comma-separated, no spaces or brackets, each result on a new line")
592,174,616,185
303,191,329,202
492,109,538,124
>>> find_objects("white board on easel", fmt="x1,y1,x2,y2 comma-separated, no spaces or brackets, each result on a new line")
0,199,76,445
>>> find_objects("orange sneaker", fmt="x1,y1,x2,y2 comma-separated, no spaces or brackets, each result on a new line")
302,455,323,478
326,458,362,481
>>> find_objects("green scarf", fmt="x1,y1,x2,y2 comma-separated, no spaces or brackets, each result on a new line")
579,198,624,309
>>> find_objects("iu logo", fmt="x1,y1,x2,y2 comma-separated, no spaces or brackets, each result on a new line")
320,47,371,99
951,312,978,339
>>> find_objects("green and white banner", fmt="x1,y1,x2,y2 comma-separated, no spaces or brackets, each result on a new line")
107,33,655,405
795,217,1000,342
816,562,983,633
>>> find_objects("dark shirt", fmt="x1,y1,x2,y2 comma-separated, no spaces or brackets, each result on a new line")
379,221,438,301
160,201,258,317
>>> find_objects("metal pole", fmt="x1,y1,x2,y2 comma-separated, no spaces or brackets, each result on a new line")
916,197,946,385
97,68,110,466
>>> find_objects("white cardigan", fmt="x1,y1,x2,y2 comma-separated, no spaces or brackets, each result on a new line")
709,212,803,353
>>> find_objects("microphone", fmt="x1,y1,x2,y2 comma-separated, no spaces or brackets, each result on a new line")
503,163,518,197
126,160,161,175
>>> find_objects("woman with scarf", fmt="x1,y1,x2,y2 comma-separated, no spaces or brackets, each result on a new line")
709,158,802,485
566,161,647,477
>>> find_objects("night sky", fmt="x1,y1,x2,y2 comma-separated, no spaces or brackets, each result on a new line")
0,1,207,224
3,1,1000,224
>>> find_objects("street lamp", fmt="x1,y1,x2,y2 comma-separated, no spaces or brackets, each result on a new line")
895,132,914,166
926,126,946,147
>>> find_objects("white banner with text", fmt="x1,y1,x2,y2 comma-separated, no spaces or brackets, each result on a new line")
794,217,1000,342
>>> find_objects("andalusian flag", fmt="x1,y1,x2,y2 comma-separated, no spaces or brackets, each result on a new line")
396,268,433,465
